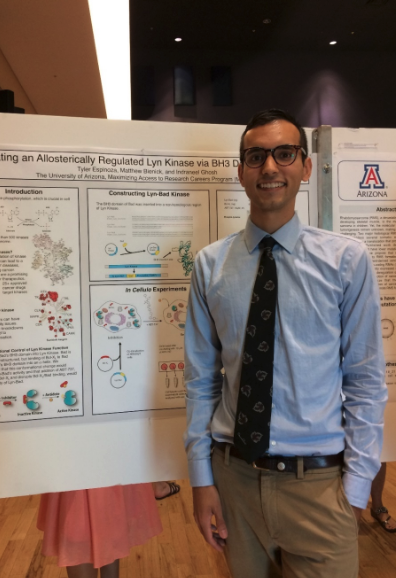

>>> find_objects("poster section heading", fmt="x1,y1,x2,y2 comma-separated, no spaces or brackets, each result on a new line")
0,187,83,423
91,284,188,415
0,151,241,185
88,188,210,282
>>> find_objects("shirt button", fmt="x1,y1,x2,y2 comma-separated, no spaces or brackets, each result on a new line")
272,404,275,409
271,441,276,446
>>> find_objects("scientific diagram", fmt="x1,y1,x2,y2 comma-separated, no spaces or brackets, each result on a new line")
177,240,194,276
105,243,118,256
35,291,74,337
43,380,78,407
104,242,170,280
24,389,40,411
90,283,189,414
160,298,188,333
0,207,20,222
119,242,158,256
88,186,210,282
32,233,74,285
97,343,127,388
159,361,185,389
93,301,142,333
382,318,395,339
0,206,59,228
21,381,78,413
381,315,395,359
36,207,60,223
63,390,78,406
380,299,396,358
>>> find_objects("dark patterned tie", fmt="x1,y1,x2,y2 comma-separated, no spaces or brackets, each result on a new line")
233,236,277,463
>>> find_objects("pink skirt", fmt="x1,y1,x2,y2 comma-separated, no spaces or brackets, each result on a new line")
37,484,162,568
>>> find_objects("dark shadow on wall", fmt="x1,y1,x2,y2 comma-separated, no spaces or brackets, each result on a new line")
132,49,396,128
174,106,197,119
294,70,364,128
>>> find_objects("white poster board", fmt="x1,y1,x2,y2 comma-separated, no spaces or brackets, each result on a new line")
0,114,318,497
331,128,396,461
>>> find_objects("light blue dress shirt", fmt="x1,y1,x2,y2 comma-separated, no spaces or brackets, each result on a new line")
184,213,387,509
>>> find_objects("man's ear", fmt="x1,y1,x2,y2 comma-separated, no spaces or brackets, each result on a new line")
302,156,312,182
238,163,245,186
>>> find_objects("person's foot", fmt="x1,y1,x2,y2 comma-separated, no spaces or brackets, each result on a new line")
371,506,396,532
153,481,180,500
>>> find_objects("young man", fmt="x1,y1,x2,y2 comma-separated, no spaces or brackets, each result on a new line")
184,109,387,578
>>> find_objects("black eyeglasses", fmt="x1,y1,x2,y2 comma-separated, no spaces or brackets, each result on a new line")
242,145,306,168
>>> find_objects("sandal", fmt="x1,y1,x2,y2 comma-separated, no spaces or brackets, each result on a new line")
370,506,396,533
155,481,180,500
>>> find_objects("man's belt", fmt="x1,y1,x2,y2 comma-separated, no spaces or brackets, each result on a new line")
214,441,344,473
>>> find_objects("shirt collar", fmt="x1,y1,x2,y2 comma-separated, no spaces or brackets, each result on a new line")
244,212,303,254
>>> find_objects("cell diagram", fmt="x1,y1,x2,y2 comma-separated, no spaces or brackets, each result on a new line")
94,301,142,333
162,299,188,331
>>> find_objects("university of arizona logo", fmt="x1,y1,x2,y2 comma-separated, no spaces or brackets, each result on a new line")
359,164,385,189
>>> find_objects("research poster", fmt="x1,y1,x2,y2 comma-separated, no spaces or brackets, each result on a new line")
0,117,318,497
0,148,228,428
333,152,396,397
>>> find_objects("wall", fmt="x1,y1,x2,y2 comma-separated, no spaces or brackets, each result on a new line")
132,49,396,129
0,48,36,114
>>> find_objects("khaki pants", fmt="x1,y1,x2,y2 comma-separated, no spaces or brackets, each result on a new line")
212,446,359,578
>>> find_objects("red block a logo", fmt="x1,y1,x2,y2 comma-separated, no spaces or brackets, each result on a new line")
359,164,385,189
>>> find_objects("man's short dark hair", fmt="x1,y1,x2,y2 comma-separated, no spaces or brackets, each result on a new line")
239,109,308,164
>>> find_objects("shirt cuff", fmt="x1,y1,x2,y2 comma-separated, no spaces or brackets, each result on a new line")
188,458,214,487
342,472,372,509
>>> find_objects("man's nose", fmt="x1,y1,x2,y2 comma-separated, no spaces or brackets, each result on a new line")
260,153,279,174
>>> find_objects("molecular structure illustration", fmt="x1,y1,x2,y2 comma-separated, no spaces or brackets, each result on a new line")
37,291,73,336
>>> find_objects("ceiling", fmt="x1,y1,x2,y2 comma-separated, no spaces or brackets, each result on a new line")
0,0,105,118
0,0,395,119
131,0,396,53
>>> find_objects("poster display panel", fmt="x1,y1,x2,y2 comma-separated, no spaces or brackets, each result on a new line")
0,116,319,497
331,128,396,460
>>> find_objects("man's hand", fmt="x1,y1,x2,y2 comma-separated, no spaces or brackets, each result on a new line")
351,505,363,525
192,485,228,552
